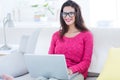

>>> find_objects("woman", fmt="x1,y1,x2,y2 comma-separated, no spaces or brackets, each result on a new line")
49,0,93,80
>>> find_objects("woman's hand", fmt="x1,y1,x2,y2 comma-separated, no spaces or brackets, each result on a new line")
67,68,73,75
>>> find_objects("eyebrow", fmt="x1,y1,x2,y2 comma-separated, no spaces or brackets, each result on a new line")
63,11,75,13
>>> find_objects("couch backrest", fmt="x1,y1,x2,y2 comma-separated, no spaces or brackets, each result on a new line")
88,28,120,73
35,27,59,54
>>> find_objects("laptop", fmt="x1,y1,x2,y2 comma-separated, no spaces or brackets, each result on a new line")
24,54,79,80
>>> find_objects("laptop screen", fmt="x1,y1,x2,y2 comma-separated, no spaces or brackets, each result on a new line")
24,54,69,80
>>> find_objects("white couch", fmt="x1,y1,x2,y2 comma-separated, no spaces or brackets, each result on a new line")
1,27,120,80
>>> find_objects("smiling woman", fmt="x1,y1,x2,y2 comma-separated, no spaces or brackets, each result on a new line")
48,0,93,80
0,0,92,80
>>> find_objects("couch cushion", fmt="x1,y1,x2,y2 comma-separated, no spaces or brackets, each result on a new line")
97,48,120,80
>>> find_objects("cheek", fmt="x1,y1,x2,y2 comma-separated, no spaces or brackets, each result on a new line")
72,17,76,22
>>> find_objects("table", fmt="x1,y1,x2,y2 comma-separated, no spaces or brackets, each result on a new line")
0,44,18,56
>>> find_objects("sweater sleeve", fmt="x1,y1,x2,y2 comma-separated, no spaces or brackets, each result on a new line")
48,31,58,54
69,32,93,74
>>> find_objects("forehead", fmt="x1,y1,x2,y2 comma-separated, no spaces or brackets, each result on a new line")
63,6,75,12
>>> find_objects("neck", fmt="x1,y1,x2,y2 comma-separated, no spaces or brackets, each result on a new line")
68,24,79,33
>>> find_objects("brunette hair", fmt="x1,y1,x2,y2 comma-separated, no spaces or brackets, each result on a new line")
60,0,89,38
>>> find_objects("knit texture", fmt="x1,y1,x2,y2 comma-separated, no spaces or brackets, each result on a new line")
48,31,93,78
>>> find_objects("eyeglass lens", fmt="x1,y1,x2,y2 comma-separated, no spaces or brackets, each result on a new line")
62,12,75,18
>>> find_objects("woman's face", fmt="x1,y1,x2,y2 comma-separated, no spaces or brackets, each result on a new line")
62,6,76,26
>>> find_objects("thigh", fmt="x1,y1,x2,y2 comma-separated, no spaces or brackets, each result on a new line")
70,73,84,80
47,73,84,80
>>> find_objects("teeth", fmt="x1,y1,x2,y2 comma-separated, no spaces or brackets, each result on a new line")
66,20,71,22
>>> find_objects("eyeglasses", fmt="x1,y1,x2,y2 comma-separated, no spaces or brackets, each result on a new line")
62,12,76,18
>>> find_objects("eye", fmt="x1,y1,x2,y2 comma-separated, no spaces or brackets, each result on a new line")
63,12,67,15
62,12,68,17
69,12,75,16
62,12,75,18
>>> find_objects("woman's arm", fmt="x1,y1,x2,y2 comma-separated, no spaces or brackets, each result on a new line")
48,31,59,54
69,32,93,74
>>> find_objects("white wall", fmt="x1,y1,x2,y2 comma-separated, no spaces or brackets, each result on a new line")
90,0,117,27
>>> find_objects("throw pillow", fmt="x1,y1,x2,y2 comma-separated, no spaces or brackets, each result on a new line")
97,48,120,80
0,53,28,77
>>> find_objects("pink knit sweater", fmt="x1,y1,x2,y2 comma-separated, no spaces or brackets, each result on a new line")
48,31,93,78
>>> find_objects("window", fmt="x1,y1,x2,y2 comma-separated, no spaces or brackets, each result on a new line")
90,0,119,28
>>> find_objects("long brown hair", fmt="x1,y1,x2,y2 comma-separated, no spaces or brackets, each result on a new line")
60,0,89,38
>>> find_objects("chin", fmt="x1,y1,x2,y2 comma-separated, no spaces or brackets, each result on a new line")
65,22,74,26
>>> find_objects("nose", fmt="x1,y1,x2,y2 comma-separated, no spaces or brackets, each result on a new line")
65,14,70,18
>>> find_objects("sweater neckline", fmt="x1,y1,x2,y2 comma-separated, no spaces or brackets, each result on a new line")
63,32,82,39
